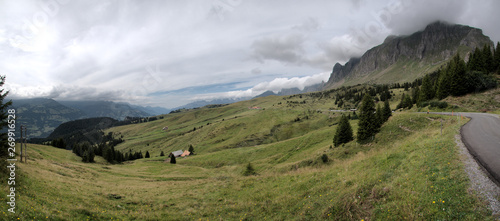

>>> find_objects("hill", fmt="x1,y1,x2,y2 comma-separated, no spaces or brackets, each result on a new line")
325,21,493,88
11,98,87,137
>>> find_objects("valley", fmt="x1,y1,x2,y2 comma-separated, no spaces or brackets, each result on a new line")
2,87,499,220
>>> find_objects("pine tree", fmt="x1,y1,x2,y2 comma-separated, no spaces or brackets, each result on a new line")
188,144,194,155
333,114,353,147
376,103,384,129
160,151,165,157
243,163,256,176
448,54,468,96
412,86,420,106
436,68,451,99
383,100,392,122
482,44,494,73
404,94,413,109
145,151,150,158
495,42,500,73
0,76,11,173
357,94,377,142
418,75,434,103
170,154,176,164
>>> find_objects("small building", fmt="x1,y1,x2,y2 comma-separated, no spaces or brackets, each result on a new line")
180,150,191,157
168,150,184,158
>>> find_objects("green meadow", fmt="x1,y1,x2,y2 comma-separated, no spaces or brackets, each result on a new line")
1,90,497,220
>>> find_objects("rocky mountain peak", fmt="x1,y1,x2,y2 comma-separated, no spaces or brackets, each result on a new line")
325,22,493,88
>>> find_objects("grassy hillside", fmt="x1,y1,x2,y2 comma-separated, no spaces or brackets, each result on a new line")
1,89,497,220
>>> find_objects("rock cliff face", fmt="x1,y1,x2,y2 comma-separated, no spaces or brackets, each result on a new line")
325,21,493,88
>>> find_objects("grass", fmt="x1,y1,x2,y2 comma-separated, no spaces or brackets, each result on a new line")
0,110,494,220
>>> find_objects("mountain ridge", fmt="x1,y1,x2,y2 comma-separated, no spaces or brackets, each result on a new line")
325,21,493,88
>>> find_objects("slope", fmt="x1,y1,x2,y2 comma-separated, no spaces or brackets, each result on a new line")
2,111,493,220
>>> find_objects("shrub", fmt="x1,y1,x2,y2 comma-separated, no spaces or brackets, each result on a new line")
321,154,329,163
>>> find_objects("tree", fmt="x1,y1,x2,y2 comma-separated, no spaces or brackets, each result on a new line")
0,76,11,171
448,54,468,96
383,100,392,122
357,94,377,142
160,151,165,157
188,144,194,155
418,75,434,104
495,42,500,73
145,151,150,158
376,103,384,129
170,154,176,164
333,114,353,147
243,163,256,176
482,44,494,73
436,68,451,99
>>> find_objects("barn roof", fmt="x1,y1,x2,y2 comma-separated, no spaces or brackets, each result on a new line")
171,150,183,157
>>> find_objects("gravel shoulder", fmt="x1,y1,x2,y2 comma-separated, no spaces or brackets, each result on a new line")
455,134,500,218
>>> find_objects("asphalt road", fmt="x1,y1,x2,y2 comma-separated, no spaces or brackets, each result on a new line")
428,112,500,184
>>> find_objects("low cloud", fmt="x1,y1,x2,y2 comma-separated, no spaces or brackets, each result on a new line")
192,72,330,101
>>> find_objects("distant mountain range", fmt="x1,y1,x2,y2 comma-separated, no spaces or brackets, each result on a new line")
254,82,325,98
11,98,170,138
324,21,493,89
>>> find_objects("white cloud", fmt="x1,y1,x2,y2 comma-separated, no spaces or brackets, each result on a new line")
2,0,500,109
192,72,330,100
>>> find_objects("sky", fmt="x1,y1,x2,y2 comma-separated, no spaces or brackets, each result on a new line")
1,0,500,108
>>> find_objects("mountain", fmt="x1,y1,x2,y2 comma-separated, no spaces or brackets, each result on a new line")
173,97,250,110
325,21,493,89
12,98,87,138
129,104,171,116
11,98,156,138
59,100,150,120
254,82,325,98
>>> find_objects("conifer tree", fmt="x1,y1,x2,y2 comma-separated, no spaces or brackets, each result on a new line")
383,100,392,122
0,76,11,172
333,114,353,147
436,68,451,99
376,103,384,129
418,75,434,104
448,54,468,96
188,144,194,155
170,154,176,164
160,151,165,157
145,151,150,158
357,94,377,142
243,163,256,176
495,42,500,73
482,44,494,73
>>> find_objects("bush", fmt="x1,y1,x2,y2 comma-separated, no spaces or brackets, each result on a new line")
422,100,448,109
321,154,329,163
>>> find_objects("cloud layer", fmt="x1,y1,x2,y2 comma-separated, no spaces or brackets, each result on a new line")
1,0,499,108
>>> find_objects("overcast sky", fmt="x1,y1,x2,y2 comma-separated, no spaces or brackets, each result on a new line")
2,0,499,108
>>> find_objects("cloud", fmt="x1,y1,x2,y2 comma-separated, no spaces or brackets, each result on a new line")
250,33,306,64
292,17,319,32
2,0,500,109
192,72,330,100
